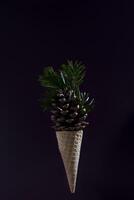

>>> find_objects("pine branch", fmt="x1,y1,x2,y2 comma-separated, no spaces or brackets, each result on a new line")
38,67,65,89
38,60,94,113
60,60,85,89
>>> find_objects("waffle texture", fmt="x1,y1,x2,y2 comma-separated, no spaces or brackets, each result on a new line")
56,130,83,193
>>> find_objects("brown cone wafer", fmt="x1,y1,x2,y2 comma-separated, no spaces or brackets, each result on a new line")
56,130,83,193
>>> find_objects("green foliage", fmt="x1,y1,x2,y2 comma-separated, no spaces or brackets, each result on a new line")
38,67,65,89
38,89,57,111
60,60,85,90
38,60,94,112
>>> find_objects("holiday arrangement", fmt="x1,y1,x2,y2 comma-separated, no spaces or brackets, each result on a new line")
38,60,94,193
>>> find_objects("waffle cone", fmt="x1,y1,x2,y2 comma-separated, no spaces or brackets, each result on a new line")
56,130,83,193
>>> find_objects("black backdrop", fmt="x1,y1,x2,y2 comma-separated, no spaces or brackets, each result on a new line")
3,0,134,199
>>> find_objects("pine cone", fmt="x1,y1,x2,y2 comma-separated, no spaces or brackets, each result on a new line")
50,89,89,131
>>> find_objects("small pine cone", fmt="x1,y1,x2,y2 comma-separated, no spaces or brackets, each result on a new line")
50,89,89,131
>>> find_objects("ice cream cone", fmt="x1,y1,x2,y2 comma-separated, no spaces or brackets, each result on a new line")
56,130,83,193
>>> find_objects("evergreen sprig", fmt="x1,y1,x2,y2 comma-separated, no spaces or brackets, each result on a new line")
38,60,94,114
38,67,65,89
60,60,85,89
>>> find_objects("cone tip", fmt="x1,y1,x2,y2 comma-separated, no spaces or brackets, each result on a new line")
70,189,75,194
70,185,76,194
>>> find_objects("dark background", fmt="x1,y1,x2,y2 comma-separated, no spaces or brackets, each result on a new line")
3,0,134,199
